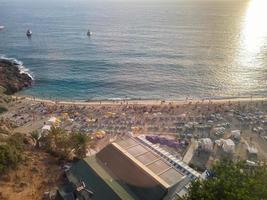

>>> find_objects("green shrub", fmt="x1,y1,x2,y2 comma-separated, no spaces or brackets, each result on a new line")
30,131,40,141
183,159,267,200
0,133,25,174
0,144,22,174
6,133,25,152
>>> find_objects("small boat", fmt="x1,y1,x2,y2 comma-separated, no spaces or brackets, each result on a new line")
26,29,32,37
87,30,93,36
0,26,4,30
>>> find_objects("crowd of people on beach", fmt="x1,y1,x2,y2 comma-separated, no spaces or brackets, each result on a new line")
3,98,267,135
2,98,267,164
1,97,267,160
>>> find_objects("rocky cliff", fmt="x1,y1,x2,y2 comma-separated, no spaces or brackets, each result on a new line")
0,59,32,94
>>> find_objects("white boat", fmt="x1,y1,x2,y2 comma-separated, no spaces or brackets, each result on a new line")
26,29,32,37
0,26,4,30
87,30,93,36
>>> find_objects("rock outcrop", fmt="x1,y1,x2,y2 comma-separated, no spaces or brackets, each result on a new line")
0,59,32,94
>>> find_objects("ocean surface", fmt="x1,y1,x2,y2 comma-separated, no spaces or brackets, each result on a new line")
0,0,267,100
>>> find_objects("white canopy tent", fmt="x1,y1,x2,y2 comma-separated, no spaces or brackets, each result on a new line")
222,139,235,153
231,130,241,140
199,138,213,151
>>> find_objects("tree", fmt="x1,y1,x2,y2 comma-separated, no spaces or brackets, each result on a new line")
183,159,267,200
45,126,74,159
56,133,73,160
47,126,65,152
71,133,90,159
45,127,94,160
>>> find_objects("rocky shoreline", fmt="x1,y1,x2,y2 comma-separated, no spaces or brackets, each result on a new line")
0,59,32,94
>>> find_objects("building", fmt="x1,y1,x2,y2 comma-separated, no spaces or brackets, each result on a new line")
58,136,200,200
198,138,213,152
136,135,202,199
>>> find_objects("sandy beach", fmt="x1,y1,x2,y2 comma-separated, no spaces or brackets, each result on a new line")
12,95,267,106
1,94,267,199
0,94,264,163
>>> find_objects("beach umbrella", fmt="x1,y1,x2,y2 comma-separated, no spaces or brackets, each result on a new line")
48,117,57,123
42,125,51,131
95,130,106,139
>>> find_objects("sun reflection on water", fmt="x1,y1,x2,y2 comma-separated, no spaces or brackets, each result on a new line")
226,0,267,96
238,0,267,65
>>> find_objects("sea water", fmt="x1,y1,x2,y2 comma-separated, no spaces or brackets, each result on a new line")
0,0,266,100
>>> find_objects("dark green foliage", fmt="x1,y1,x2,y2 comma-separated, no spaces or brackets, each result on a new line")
0,106,7,114
45,126,91,159
30,130,40,141
183,159,267,200
71,132,90,159
46,126,65,151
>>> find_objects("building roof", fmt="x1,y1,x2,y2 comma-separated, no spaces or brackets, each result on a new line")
114,137,185,187
96,141,168,200
66,137,187,200
137,135,201,180
67,156,138,200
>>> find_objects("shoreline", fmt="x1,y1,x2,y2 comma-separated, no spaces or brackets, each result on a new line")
11,94,267,106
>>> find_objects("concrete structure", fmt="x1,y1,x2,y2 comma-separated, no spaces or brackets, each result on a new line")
137,135,201,199
58,136,199,200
